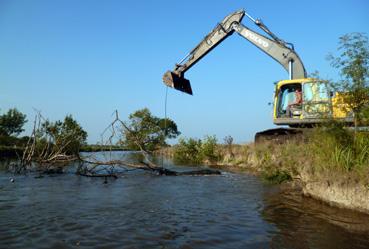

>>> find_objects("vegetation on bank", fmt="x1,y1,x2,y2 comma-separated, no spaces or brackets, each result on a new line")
0,108,28,158
255,127,369,184
172,135,220,164
0,109,88,160
163,126,369,185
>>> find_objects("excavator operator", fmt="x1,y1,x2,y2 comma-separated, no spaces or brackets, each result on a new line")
286,88,302,117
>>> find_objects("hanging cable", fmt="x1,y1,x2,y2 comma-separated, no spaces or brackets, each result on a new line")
164,85,168,134
161,86,169,167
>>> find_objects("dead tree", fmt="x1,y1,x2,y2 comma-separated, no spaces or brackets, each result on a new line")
19,110,79,174
77,110,221,177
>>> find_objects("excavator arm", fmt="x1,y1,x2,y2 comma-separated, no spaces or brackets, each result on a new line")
163,9,307,95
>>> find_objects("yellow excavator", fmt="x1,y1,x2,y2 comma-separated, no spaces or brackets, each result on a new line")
162,9,353,141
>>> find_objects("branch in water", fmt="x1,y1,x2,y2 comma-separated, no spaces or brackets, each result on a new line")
78,156,221,176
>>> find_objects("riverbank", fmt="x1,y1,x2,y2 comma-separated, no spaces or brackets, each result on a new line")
0,146,24,159
157,129,369,214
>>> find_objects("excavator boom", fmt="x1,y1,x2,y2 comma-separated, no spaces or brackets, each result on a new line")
163,10,245,95
163,9,306,95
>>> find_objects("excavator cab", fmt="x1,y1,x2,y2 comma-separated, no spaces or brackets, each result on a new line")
273,79,333,127
275,83,303,118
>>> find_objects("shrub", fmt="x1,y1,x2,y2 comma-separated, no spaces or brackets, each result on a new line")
200,135,221,163
173,137,203,164
173,135,221,165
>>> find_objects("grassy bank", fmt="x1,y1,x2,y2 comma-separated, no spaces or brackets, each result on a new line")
157,127,369,213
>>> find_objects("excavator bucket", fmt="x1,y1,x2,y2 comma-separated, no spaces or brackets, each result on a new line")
162,71,193,95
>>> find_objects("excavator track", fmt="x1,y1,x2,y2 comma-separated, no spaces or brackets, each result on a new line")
254,128,304,143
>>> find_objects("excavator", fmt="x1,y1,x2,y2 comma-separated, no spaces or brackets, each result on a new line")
162,9,353,141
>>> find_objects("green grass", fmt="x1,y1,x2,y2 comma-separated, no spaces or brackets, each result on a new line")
254,127,369,184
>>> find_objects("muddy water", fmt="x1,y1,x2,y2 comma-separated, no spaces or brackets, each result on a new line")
0,152,369,249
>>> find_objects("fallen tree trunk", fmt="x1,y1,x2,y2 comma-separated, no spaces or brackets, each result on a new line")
78,157,221,177
77,172,118,179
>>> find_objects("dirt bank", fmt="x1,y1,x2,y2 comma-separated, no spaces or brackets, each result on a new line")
299,169,369,213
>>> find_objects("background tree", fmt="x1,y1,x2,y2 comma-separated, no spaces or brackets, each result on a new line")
0,108,27,136
40,115,87,155
121,108,180,151
327,32,369,128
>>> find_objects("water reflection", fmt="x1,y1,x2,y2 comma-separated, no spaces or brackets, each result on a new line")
262,186,369,249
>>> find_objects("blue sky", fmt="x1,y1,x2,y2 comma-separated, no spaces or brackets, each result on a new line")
1,0,369,143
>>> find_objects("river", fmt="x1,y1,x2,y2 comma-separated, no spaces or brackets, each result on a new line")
1,152,369,249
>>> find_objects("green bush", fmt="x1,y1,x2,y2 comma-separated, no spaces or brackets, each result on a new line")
173,137,203,164
173,135,221,165
200,135,221,163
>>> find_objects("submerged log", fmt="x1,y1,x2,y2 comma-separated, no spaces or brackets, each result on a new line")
177,169,221,176
78,158,221,176
154,167,221,176
77,172,118,179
